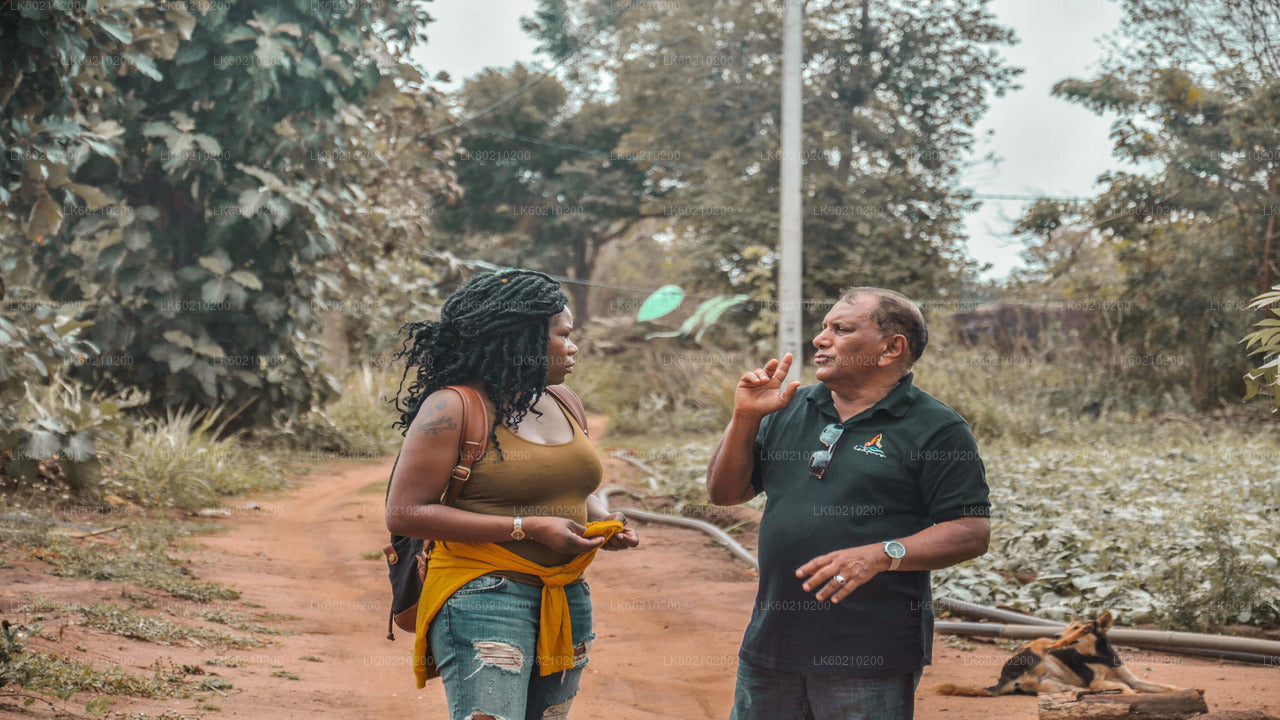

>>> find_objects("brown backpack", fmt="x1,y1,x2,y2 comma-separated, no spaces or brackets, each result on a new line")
383,384,588,640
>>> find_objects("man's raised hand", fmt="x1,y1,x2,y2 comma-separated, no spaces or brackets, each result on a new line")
733,353,802,419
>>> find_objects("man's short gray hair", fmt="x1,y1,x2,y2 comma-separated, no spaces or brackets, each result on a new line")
839,287,928,365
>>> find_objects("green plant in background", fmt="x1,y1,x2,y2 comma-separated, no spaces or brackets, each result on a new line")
2,1,456,431
1150,514,1267,632
1020,0,1280,410
527,0,1019,335
0,283,148,496
1243,284,1280,407
1,620,76,704
7,378,146,498
26,522,242,604
569,345,742,436
277,364,403,458
101,404,281,511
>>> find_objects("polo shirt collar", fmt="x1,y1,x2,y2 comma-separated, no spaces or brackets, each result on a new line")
807,372,919,423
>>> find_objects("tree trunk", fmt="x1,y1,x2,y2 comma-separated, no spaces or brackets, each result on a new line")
569,234,599,325
1038,689,1208,720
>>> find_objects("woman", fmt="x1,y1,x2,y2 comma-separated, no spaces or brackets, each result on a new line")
386,269,638,720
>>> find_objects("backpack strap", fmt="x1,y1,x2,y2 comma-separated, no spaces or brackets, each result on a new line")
382,386,488,642
440,384,489,506
546,384,589,437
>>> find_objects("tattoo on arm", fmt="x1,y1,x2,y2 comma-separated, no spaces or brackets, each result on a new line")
415,415,457,437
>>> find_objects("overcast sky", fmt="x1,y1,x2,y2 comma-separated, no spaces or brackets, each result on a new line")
413,0,1126,280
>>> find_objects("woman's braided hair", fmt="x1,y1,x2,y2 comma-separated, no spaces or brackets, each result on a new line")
392,270,569,456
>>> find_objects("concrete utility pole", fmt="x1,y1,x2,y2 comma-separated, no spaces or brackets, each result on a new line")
777,0,804,383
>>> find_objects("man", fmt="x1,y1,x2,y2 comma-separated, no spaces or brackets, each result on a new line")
707,287,991,720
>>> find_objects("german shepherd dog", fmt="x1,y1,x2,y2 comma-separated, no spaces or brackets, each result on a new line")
935,612,1181,696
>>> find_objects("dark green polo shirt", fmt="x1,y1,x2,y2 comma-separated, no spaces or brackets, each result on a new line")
740,372,989,676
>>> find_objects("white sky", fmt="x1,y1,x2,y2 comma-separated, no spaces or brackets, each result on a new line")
414,0,1126,280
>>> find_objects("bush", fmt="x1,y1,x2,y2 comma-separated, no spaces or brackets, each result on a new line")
101,405,281,511
252,363,403,459
569,343,743,436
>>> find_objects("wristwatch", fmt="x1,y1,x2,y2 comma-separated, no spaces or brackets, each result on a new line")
511,516,525,541
883,540,906,571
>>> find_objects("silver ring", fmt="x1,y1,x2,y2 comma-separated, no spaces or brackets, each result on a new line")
834,574,847,585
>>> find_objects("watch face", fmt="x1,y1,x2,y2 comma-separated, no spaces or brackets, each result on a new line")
886,541,906,558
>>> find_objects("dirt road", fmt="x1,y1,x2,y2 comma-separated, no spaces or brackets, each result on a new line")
4,439,1277,718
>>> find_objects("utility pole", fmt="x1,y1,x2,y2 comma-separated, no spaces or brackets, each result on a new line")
777,0,804,382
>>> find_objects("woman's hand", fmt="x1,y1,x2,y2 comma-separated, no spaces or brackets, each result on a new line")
600,511,639,551
524,516,607,554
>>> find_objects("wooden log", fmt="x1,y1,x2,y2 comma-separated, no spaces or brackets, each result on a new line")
1039,689,1209,720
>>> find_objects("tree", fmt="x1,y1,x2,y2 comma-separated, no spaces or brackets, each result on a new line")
524,0,1020,337
2,0,456,429
433,63,648,322
1036,0,1280,408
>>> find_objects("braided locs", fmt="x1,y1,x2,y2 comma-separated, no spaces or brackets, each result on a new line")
391,270,569,456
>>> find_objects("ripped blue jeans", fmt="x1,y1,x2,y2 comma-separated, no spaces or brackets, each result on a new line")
428,574,593,720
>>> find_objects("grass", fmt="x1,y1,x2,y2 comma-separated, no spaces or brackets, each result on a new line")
1,623,189,700
570,342,745,435
198,609,293,636
261,364,403,463
23,600,268,649
32,522,241,603
100,404,287,512
20,653,188,698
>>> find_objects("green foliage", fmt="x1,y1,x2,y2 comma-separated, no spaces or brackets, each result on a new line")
435,63,648,321
1150,514,1269,631
1023,0,1280,409
283,365,402,457
0,620,183,703
25,523,241,603
939,429,1280,628
1242,284,1280,406
1,620,72,702
101,405,283,511
4,377,147,497
23,600,266,649
0,281,145,494
527,0,1019,334
1,0,456,434
569,345,741,435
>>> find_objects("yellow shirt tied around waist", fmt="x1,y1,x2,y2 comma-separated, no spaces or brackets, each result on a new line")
413,519,624,686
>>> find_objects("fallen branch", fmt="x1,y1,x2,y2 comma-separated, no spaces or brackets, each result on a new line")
1039,688,1208,720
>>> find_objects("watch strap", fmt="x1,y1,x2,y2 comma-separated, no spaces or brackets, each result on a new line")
884,540,904,571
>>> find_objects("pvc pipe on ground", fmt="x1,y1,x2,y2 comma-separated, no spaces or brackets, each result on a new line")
598,486,760,569
936,621,1280,666
931,597,1060,626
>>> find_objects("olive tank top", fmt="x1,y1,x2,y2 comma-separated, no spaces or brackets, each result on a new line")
452,396,603,567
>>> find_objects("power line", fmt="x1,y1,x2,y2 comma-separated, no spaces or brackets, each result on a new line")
471,127,615,159
973,193,1088,203
466,129,1093,204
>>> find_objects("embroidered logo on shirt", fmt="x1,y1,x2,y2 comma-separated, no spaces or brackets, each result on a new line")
853,433,886,458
